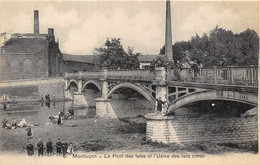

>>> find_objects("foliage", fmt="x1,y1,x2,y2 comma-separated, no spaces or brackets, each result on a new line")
160,26,259,67
94,38,140,69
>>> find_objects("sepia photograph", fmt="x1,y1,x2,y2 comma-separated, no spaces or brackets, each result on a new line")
0,0,259,164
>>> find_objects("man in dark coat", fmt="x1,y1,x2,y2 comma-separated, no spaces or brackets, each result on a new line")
46,138,53,156
37,139,44,156
26,125,32,140
56,138,62,155
61,139,68,158
156,97,165,112
26,140,34,156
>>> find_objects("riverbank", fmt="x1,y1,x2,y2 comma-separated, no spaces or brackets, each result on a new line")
0,115,257,155
0,101,258,156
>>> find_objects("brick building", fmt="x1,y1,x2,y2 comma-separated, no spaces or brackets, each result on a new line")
0,10,63,80
0,10,101,81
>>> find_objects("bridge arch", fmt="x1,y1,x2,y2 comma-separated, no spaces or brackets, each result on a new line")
67,79,78,89
167,90,258,115
107,82,155,105
82,80,101,92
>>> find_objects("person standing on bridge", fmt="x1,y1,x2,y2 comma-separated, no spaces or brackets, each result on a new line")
156,97,165,112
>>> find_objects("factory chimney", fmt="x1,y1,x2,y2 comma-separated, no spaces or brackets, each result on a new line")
165,0,173,61
34,10,39,34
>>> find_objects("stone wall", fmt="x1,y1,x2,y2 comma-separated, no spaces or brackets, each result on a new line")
146,107,258,143
0,38,49,80
0,78,65,101
0,35,63,81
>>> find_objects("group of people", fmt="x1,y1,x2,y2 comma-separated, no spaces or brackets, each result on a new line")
26,138,74,157
49,111,73,125
41,93,56,102
41,93,56,108
42,94,55,102
2,117,28,129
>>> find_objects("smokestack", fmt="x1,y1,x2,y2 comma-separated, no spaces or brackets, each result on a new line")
34,10,39,34
165,0,173,61
48,28,54,35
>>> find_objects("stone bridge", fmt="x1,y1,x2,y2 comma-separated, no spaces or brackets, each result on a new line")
65,66,258,116
65,66,258,144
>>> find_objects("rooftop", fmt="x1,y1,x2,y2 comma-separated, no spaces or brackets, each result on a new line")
137,55,168,62
62,53,101,64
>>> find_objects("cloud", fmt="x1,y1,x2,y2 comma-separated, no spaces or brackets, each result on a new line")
176,4,240,41
1,1,257,55
49,6,164,55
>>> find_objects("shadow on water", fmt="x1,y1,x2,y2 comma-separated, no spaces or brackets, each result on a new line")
0,101,76,125
0,100,98,123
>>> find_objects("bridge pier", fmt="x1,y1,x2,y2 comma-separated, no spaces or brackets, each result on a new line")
145,67,180,143
95,67,117,118
154,67,168,114
145,113,178,144
95,98,116,118
73,91,88,106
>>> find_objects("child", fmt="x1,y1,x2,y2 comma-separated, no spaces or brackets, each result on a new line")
67,143,74,155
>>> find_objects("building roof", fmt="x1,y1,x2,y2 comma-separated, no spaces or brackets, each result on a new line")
1,37,50,54
138,55,169,62
11,33,50,39
62,53,101,64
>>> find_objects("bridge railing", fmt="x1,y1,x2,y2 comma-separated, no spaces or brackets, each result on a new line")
80,71,103,79
167,66,258,86
106,70,156,81
66,66,258,86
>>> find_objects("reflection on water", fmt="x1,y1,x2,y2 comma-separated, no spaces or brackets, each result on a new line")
0,101,97,126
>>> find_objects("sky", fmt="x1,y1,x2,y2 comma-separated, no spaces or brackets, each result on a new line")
0,0,259,55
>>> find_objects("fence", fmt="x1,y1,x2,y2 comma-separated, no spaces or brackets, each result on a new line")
66,66,258,86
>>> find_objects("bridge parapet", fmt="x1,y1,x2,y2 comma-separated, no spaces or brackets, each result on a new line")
106,70,156,81
167,66,258,86
65,66,258,86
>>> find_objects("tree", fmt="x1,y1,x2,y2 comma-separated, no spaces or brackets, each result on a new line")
238,29,259,66
159,26,259,67
94,38,140,69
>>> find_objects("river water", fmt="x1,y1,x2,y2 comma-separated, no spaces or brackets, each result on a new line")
0,99,257,154
0,101,73,125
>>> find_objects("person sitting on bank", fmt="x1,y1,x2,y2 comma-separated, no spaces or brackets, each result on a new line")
2,118,8,128
11,118,17,128
18,117,27,127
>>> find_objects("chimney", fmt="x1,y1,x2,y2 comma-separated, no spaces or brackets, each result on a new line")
34,10,39,34
165,0,173,61
48,28,54,35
